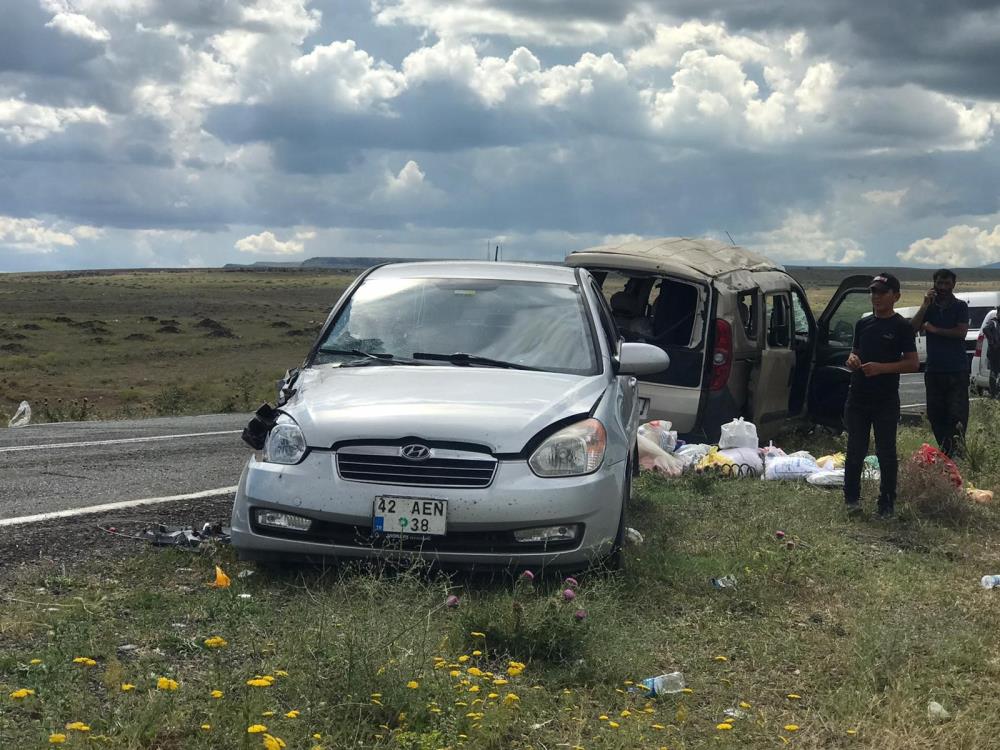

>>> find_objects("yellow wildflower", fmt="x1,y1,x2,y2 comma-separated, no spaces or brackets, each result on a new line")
504,693,520,705
471,631,485,637
65,722,91,732
274,670,289,677
652,724,665,730
406,680,420,689
285,710,300,718
507,665,524,677
49,734,67,744
72,657,97,667
608,721,620,729
598,715,609,721
739,701,751,709
620,709,631,718
262,711,275,717
492,678,509,686
487,692,499,699
204,636,228,648
468,667,483,677
714,655,728,662
30,659,43,665
455,701,468,707
472,650,482,656
211,689,224,699
458,655,470,663
247,677,274,687
262,733,286,750
717,723,733,730
156,677,179,691
847,728,858,735
121,683,136,692
449,670,461,678
784,724,800,732
9,688,35,699
201,724,212,731
787,694,801,700
312,734,322,740
681,688,693,694
469,686,480,693
247,724,268,733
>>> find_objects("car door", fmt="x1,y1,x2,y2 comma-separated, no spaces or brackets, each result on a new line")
750,291,796,427
807,275,872,428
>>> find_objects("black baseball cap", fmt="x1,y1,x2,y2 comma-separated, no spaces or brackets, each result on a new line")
869,272,900,293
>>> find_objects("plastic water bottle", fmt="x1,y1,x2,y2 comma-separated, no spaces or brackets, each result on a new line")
637,671,686,696
981,575,1000,589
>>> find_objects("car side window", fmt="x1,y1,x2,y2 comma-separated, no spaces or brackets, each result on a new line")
737,291,757,340
826,291,872,346
791,289,811,341
590,282,620,355
765,293,791,348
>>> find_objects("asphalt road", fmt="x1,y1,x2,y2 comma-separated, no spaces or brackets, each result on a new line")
899,372,927,412
0,414,251,522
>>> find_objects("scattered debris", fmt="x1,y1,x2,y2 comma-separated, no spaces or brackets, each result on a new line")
712,575,737,589
927,701,951,722
636,671,686,696
625,527,644,545
237,569,255,579
8,401,31,428
980,575,1000,590
99,522,230,548
208,565,231,589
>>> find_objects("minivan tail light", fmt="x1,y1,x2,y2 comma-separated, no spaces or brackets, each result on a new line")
975,333,984,358
709,319,732,392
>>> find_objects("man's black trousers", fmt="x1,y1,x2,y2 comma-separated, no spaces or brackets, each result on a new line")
924,371,969,457
844,394,899,513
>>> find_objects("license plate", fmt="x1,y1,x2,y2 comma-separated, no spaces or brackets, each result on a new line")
373,496,447,536
638,397,650,419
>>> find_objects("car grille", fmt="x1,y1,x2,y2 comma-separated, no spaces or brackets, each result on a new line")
336,446,497,488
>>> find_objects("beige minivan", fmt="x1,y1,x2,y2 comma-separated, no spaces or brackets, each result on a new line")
566,237,872,442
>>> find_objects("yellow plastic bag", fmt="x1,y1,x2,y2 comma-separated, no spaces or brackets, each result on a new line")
816,453,845,469
695,447,736,473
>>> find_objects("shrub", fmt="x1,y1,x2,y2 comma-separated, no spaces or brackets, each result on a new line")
900,454,973,526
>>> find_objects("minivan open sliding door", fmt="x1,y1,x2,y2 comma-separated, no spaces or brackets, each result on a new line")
807,275,873,428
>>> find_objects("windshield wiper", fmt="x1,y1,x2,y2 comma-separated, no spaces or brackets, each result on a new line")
318,348,424,366
411,352,541,371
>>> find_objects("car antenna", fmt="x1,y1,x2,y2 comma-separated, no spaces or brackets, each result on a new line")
725,231,737,246
494,244,500,262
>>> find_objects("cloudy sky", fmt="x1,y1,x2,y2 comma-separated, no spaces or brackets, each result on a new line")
2,0,1000,272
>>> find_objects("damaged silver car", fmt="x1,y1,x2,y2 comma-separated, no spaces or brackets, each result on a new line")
231,261,668,570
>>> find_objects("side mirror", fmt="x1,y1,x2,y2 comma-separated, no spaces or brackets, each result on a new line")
618,342,669,376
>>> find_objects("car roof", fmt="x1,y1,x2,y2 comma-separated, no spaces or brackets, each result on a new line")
365,260,579,285
566,236,784,278
955,291,1000,305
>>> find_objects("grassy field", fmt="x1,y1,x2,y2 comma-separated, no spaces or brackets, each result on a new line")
0,270,354,422
3,403,1000,749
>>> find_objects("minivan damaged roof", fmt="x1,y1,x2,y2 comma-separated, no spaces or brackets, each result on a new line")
566,237,784,279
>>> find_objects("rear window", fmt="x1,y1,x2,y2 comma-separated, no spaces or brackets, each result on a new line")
969,306,994,329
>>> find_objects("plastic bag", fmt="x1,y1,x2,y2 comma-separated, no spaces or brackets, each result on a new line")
7,401,30,428
967,486,994,504
718,447,764,477
763,452,820,481
638,420,677,453
912,443,963,487
674,443,712,468
762,441,785,459
637,434,685,478
718,417,758,450
806,469,844,486
695,447,736,473
816,453,845,470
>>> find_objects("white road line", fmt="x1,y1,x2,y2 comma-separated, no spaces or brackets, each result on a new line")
0,430,242,454
0,486,238,528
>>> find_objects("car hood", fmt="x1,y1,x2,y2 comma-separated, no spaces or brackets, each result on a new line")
285,365,609,453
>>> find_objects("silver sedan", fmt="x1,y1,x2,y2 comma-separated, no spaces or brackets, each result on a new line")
230,261,668,570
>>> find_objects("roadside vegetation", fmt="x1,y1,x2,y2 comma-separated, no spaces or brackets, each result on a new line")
3,402,1000,749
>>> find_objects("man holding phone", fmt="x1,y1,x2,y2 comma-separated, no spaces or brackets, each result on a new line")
910,269,969,457
844,273,919,518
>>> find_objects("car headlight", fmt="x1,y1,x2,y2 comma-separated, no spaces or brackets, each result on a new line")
529,418,607,477
263,420,307,465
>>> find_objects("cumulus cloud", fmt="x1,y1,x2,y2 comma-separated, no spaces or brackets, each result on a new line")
44,11,111,43
0,215,79,253
898,223,1000,267
0,99,108,145
750,211,866,264
862,188,908,207
234,230,306,255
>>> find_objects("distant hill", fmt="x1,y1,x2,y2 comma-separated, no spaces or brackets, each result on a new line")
985,262,1000,269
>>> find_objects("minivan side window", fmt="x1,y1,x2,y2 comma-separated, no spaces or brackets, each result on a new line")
827,292,872,346
765,294,791,348
737,291,757,340
791,289,811,341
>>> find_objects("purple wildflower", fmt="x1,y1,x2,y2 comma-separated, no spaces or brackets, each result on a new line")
563,576,579,589
445,595,460,609
573,609,587,621
562,588,576,602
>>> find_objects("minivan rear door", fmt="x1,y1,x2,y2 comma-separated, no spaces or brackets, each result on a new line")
750,291,796,427
807,275,872,428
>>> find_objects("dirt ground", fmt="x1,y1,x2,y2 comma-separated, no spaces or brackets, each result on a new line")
0,497,233,573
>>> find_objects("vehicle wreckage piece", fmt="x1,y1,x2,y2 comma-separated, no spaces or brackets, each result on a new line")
242,403,281,450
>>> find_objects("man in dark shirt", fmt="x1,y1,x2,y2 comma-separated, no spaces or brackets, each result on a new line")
909,269,970,457
844,273,919,518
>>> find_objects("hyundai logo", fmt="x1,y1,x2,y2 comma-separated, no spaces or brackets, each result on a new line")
400,444,431,461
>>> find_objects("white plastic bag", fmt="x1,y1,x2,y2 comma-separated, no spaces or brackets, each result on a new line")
718,417,758,450
806,469,844,486
763,452,820,481
637,434,685,477
674,443,713,469
718,447,764,477
638,420,677,453
7,401,30,428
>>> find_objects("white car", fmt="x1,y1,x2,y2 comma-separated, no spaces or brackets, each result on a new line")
231,261,669,570
899,292,1000,370
971,308,998,395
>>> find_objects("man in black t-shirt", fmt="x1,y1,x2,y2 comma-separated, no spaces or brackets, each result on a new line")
844,273,919,518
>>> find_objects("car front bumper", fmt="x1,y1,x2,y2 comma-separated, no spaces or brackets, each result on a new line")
230,452,625,569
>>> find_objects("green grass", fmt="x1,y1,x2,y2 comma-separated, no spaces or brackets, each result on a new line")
0,270,354,421
3,403,1000,749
